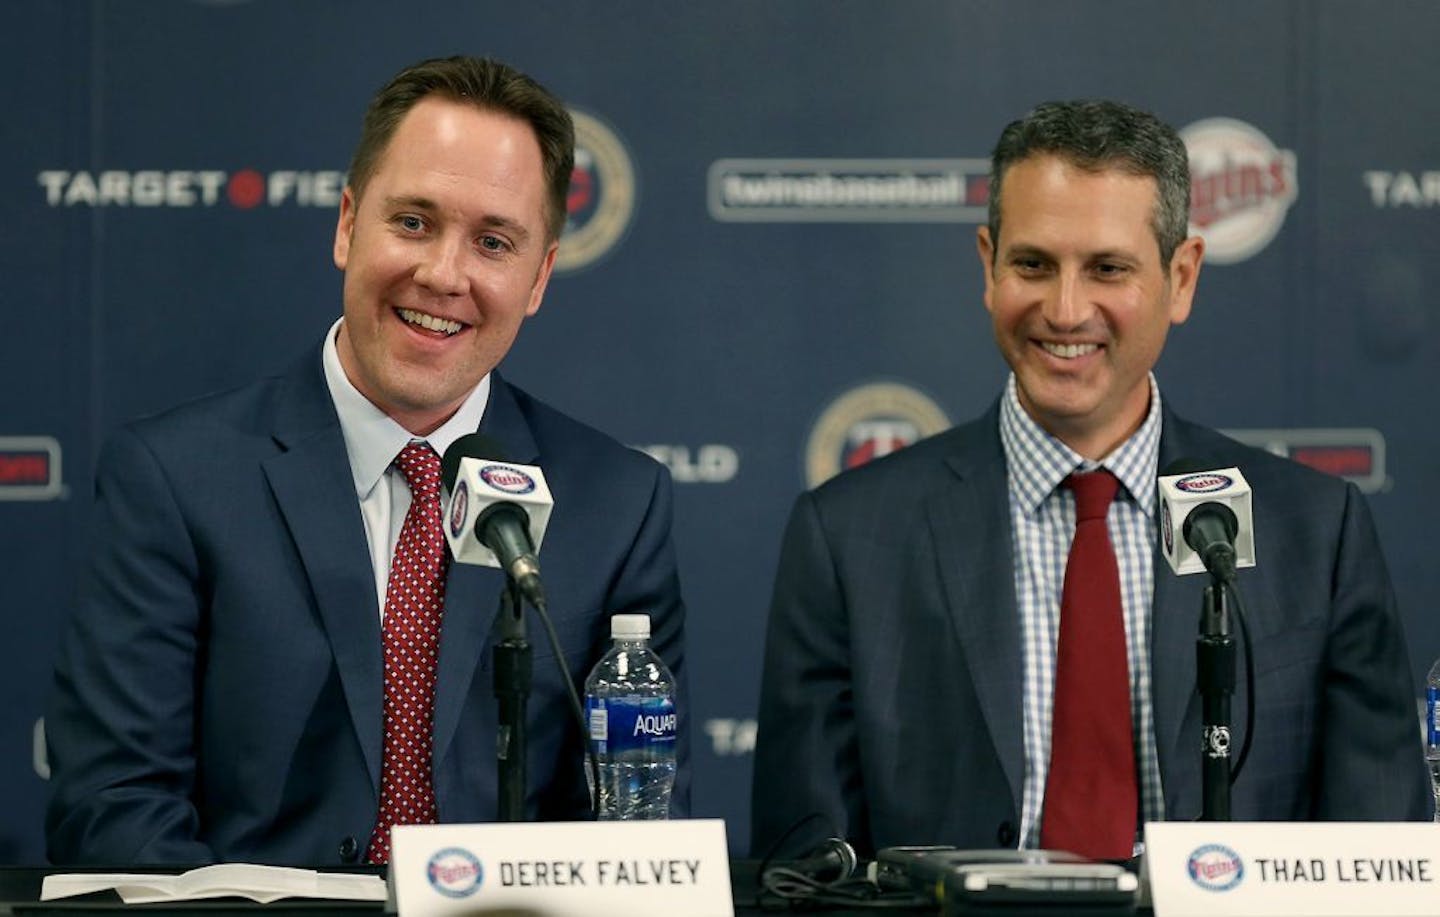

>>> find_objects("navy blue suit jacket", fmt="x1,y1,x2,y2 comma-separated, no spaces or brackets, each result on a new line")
751,402,1429,857
46,353,688,865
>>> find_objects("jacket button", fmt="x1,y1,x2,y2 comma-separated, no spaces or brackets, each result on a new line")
996,821,1017,847
339,836,360,863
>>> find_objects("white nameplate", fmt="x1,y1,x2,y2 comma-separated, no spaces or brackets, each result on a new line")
391,819,733,917
1145,821,1440,916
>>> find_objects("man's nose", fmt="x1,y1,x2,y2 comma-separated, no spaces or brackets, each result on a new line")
1041,269,1092,329
414,236,467,295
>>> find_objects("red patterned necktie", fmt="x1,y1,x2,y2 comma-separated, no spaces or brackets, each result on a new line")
367,442,449,865
1040,469,1138,859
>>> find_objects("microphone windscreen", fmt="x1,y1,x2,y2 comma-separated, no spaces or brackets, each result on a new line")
441,433,508,492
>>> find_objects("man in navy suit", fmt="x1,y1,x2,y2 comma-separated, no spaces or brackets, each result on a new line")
751,100,1429,859
46,56,687,865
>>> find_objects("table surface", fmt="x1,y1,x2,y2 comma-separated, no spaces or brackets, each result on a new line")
0,863,1146,916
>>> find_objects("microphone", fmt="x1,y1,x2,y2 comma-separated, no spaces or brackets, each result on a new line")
1156,460,1256,581
440,433,553,610
1185,502,1240,582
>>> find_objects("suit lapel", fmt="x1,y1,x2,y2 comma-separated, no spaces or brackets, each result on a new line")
263,355,385,789
1149,531,1204,816
926,410,1026,809
432,373,540,767
1150,410,1210,818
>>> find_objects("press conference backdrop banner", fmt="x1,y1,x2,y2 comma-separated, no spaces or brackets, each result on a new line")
2,1,1436,863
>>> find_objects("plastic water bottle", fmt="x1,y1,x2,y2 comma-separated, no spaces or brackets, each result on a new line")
1427,658,1440,822
584,614,677,820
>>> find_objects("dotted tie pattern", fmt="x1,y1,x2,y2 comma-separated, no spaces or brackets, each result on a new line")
367,442,449,865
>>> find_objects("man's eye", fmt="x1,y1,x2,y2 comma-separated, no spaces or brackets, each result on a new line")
479,235,510,253
398,215,425,232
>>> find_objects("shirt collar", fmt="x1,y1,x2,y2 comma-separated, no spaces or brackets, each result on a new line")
998,372,1163,517
321,317,491,498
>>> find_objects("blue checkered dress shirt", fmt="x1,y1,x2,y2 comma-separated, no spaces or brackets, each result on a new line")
998,373,1165,852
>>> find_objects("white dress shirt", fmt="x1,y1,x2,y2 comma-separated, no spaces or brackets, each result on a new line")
320,317,491,617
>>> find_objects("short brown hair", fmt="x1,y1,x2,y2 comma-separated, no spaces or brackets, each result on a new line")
347,56,575,241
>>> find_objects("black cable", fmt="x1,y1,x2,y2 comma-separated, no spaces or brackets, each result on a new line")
1225,579,1256,785
757,869,924,910
754,816,925,910
527,594,601,819
756,813,830,882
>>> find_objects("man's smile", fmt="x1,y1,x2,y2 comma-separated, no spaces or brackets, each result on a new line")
395,307,465,336
1037,340,1102,360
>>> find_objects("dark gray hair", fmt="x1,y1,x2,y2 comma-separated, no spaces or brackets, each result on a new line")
987,99,1190,265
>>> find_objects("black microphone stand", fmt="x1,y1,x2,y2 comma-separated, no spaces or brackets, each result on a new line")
1196,578,1235,821
494,580,531,822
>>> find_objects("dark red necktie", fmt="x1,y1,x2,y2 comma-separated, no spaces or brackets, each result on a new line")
1040,469,1137,859
367,443,449,865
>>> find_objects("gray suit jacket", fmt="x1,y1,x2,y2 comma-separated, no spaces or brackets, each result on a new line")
47,352,688,865
751,401,1429,857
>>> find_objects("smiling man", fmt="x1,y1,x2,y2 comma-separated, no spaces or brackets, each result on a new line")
46,57,687,866
751,100,1428,862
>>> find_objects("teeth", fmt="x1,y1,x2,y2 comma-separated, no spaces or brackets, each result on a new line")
398,308,462,336
1041,342,1099,359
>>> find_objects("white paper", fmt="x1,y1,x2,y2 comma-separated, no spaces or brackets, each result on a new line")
41,863,387,904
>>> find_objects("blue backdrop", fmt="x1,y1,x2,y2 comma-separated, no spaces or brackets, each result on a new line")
3,0,1437,862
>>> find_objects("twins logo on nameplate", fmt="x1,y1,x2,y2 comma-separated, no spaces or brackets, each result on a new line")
1145,822,1440,916
390,820,734,917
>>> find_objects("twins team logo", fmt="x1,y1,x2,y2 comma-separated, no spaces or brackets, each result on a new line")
479,464,537,495
1187,844,1245,892
426,847,484,898
805,382,950,488
1183,118,1297,265
557,109,636,273
447,481,469,539
1175,472,1233,494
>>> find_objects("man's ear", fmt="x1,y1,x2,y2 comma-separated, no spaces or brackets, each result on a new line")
333,186,357,270
1166,234,1205,326
976,226,997,314
524,241,560,317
